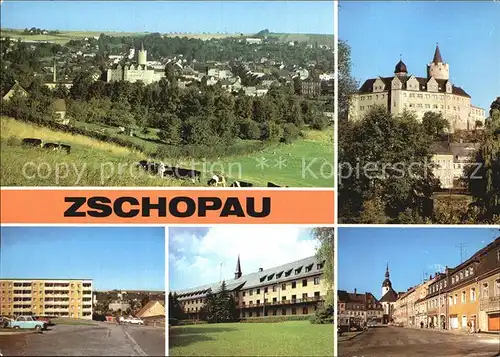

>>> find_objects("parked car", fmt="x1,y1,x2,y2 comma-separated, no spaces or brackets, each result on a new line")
367,321,377,327
122,317,144,325
9,316,46,331
33,316,52,325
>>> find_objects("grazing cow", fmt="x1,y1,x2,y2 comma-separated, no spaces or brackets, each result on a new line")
207,174,226,187
59,144,71,154
22,138,43,147
165,167,201,183
43,142,60,150
231,181,254,187
137,160,149,170
157,162,166,178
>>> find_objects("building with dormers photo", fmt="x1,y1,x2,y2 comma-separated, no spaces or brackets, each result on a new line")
172,255,329,319
348,45,486,132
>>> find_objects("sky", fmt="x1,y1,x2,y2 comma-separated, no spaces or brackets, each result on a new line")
0,226,165,291
338,227,500,300
339,1,500,112
0,1,334,35
169,226,319,291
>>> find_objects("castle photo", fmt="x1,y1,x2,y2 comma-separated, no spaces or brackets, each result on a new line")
348,44,486,132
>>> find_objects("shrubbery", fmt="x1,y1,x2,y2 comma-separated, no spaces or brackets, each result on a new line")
241,315,310,323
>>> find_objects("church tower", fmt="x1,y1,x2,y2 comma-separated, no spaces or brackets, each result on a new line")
137,42,147,66
427,44,449,80
381,263,392,298
234,255,242,279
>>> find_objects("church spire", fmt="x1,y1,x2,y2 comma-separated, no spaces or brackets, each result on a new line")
433,43,443,63
234,255,242,279
385,263,390,278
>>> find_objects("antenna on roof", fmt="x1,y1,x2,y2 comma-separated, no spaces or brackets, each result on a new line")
456,242,468,263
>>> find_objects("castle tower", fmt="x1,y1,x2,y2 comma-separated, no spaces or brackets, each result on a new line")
381,263,392,298
394,56,408,77
427,43,449,80
234,255,242,279
137,42,147,66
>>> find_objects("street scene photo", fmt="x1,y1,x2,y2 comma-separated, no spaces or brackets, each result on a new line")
338,1,500,224
0,1,334,187
337,227,500,357
0,226,166,356
168,226,334,356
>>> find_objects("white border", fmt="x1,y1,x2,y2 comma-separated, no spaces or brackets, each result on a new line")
164,226,169,357
0,186,332,191
333,1,339,356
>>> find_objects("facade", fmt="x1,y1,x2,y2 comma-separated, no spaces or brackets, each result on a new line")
108,300,131,312
424,271,450,329
393,287,417,327
0,279,93,319
477,239,500,332
448,260,479,331
414,275,438,328
44,61,73,90
135,300,165,319
337,289,383,326
173,255,329,319
106,43,165,85
301,79,322,97
348,45,486,132
431,142,481,189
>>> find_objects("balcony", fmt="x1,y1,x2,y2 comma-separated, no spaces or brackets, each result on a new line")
240,296,325,309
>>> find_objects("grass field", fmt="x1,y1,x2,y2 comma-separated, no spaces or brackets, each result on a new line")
169,321,334,356
0,117,333,187
51,317,98,326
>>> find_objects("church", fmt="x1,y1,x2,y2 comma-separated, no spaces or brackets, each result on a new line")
379,263,398,324
106,43,165,85
348,45,486,132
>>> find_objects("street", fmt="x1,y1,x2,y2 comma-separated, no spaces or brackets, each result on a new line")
338,326,500,357
0,323,165,356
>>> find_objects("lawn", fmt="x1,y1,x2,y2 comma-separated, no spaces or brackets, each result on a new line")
169,321,334,356
0,117,333,187
51,317,98,326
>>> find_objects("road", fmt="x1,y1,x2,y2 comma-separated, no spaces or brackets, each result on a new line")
0,323,165,356
338,326,500,357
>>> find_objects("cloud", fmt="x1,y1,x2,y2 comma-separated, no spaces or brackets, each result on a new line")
169,226,317,290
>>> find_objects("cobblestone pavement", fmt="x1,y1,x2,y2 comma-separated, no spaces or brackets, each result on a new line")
0,323,165,356
338,326,500,357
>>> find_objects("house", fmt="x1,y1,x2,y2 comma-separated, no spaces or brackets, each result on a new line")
135,300,165,325
52,99,69,124
2,81,29,101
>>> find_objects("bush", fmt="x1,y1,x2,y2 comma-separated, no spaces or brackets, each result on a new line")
281,123,300,144
310,304,334,324
261,121,283,142
311,114,330,130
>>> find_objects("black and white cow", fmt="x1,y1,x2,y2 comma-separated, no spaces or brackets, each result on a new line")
22,138,43,147
164,167,202,183
267,182,289,187
60,144,71,154
231,181,254,187
207,174,227,187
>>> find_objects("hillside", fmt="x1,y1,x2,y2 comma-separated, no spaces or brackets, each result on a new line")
0,117,334,187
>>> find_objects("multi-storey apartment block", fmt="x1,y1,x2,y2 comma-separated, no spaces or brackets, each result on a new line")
0,279,93,319
348,45,486,132
173,256,329,319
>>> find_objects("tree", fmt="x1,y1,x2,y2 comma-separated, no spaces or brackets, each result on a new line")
261,121,283,142
337,40,358,122
465,98,500,223
422,111,449,138
200,282,238,323
158,113,182,145
168,293,185,321
239,118,261,140
339,106,436,223
282,123,300,143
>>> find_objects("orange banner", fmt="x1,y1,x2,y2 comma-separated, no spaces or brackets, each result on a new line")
0,189,334,224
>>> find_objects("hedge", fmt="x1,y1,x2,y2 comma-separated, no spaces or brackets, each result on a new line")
240,315,310,323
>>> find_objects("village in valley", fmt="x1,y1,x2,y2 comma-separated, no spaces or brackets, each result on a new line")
0,22,334,188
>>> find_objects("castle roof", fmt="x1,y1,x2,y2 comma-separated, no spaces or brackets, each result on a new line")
379,287,398,303
357,76,470,98
433,44,443,63
394,60,408,74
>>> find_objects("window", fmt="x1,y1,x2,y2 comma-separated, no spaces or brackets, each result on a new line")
256,300,260,305
282,284,286,291
242,291,245,297
454,294,457,304
465,269,469,277
264,287,268,293
302,279,307,287
291,308,297,315
461,291,466,303
272,297,277,303
302,293,308,300
483,283,489,298
302,307,308,315
452,277,455,284
460,272,463,279
249,290,253,296
272,285,277,292
497,249,500,262
470,288,476,302
292,282,296,289
282,296,286,301
256,289,260,294
272,309,277,316
282,309,286,315
314,277,320,285
495,279,500,296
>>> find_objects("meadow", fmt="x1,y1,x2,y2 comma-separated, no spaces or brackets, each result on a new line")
169,321,334,356
0,117,333,187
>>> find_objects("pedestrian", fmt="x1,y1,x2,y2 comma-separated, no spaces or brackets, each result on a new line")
420,321,423,329
442,320,445,330
467,321,472,334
